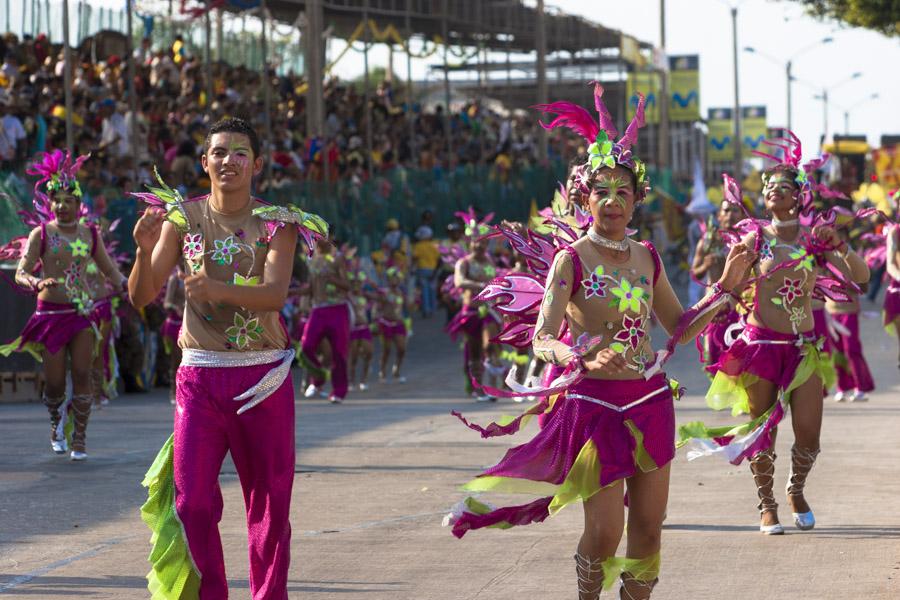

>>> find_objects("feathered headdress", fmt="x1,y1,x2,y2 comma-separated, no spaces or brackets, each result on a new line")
26,150,88,201
753,130,846,220
456,207,494,239
533,81,649,197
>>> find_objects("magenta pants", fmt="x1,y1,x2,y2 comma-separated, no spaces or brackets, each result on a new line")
831,312,875,393
301,303,351,399
174,362,295,600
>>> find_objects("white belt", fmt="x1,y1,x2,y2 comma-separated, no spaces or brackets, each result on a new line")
567,384,670,413
739,331,816,347
181,348,295,414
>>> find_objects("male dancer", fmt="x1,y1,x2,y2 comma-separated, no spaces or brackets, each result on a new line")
129,117,326,599
300,235,352,403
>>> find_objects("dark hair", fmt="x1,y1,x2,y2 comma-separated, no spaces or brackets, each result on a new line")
567,153,589,174
204,117,260,159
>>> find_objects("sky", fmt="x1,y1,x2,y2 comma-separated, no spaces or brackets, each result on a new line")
5,0,898,150
548,0,900,149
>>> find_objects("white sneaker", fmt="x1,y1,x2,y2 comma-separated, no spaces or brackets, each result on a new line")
358,382,368,391
513,396,525,403
304,384,319,398
328,395,343,404
51,439,67,454
832,391,846,402
792,510,815,530
70,450,88,461
396,376,407,384
475,394,493,402
850,390,868,402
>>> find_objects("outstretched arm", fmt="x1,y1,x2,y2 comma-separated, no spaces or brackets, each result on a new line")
654,243,754,344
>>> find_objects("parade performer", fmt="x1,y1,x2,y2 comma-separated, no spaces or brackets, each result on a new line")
678,132,865,536
129,117,327,599
377,266,409,383
348,266,375,391
690,177,744,374
161,265,185,404
445,84,753,600
85,217,124,408
825,228,872,402
883,193,900,368
300,235,351,403
446,210,503,401
1,150,126,460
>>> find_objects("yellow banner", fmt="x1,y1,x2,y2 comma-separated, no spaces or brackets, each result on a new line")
741,106,767,154
708,108,734,162
873,146,900,188
626,71,660,125
668,55,699,122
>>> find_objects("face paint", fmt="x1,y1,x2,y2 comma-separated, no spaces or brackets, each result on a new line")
591,174,631,209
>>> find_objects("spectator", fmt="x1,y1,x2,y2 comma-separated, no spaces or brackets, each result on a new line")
413,224,440,317
99,98,130,159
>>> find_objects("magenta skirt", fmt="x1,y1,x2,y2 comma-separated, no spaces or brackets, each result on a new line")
701,306,740,374
378,318,407,339
884,279,900,327
350,325,374,342
161,314,182,342
17,300,94,355
715,323,816,390
92,298,113,323
450,374,676,537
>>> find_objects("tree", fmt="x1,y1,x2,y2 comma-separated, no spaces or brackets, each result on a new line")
788,1,900,36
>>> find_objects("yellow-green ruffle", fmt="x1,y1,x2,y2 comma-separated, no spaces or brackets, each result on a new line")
140,434,201,600
462,419,658,516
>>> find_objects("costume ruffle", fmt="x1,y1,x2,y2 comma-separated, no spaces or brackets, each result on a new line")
140,434,201,600
0,300,94,358
447,375,676,537
883,280,900,334
678,325,835,465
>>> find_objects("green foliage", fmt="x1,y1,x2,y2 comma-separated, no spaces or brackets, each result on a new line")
789,0,900,36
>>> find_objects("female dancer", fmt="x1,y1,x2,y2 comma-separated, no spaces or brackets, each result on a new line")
826,228,872,402
447,210,502,401
690,176,744,373
377,266,410,383
679,134,863,535
883,197,900,367
447,85,752,599
2,150,126,460
348,267,375,390
161,265,185,404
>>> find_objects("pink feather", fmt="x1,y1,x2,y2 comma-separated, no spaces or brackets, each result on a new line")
618,93,645,152
532,101,599,143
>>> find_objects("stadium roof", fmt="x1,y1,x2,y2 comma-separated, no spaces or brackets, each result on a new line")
264,0,646,57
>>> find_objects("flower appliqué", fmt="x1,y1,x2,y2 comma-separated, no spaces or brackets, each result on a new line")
211,236,240,266
233,273,260,286
582,266,608,300
69,238,90,258
759,238,776,262
183,233,204,260
610,279,645,313
775,278,803,305
789,306,807,329
48,234,63,254
789,248,815,272
225,313,264,349
613,314,646,351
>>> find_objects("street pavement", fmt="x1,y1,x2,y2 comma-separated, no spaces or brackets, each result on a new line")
1,304,899,599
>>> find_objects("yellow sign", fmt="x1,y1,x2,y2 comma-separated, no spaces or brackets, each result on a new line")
626,71,660,125
668,55,699,122
708,108,734,162
741,106,767,154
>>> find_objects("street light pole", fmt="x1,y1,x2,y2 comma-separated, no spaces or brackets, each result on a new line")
731,6,741,177
658,0,670,172
786,60,792,132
